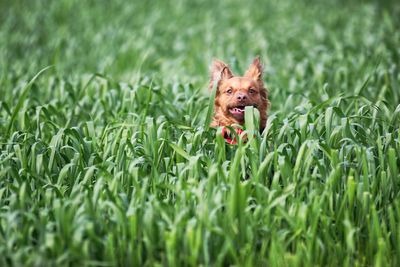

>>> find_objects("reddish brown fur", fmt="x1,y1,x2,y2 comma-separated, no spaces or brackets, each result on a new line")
209,57,269,130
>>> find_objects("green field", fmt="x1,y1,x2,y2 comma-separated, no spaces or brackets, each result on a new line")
1,0,400,266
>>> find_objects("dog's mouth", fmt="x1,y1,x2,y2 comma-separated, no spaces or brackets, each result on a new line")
228,105,257,120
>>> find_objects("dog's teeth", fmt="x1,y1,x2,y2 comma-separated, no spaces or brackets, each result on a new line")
230,107,245,115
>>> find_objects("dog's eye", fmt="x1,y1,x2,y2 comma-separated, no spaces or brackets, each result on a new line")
226,88,233,94
249,88,256,94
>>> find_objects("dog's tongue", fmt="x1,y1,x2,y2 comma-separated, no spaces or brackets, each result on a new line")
229,107,245,117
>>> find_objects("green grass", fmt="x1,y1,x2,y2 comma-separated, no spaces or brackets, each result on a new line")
1,0,400,266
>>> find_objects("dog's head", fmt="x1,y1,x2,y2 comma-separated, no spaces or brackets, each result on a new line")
209,57,269,129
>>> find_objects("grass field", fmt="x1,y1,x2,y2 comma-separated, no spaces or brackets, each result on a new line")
1,0,400,266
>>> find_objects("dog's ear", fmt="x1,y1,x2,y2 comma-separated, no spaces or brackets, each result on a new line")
244,56,263,82
209,59,233,90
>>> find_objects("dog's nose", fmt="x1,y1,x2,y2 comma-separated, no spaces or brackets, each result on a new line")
236,93,247,101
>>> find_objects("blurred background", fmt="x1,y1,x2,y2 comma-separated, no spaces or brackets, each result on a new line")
1,0,399,87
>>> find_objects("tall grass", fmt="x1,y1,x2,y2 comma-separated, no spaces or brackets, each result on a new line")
1,0,400,266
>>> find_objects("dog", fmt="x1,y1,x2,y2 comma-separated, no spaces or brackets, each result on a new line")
209,57,269,133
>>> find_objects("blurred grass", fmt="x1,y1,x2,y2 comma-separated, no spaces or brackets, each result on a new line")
0,0,400,266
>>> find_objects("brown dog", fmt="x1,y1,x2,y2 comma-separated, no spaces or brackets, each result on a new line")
209,57,269,131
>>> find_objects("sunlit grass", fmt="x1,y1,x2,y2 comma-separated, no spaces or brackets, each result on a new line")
1,0,400,266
